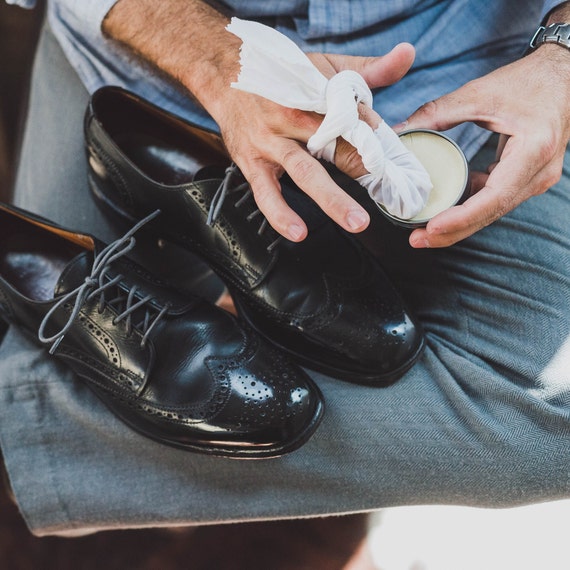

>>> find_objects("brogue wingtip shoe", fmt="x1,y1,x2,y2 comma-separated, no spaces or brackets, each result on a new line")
0,203,324,458
85,86,425,385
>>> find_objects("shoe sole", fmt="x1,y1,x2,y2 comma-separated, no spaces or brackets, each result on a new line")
231,291,425,386
5,314,324,459
88,382,325,459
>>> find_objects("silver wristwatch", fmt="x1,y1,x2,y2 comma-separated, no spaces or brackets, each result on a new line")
530,22,570,51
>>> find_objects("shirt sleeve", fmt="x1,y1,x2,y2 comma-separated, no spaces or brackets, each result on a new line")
44,0,125,92
48,0,121,49
542,0,570,21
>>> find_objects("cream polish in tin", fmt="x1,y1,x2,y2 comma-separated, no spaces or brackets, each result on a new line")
376,129,469,228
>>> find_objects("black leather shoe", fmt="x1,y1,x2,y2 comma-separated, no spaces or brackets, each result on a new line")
85,87,424,385
0,203,323,458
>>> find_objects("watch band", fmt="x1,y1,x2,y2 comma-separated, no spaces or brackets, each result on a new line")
530,22,570,51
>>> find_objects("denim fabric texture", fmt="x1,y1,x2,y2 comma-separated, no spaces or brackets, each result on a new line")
7,0,562,159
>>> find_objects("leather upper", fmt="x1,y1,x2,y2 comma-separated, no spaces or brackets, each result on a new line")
85,86,424,384
0,202,323,457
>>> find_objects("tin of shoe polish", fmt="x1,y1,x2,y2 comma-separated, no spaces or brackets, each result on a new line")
376,129,469,229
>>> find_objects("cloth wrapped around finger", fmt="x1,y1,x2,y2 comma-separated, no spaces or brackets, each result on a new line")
226,17,432,220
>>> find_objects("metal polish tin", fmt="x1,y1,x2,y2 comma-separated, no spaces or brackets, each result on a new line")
376,129,470,229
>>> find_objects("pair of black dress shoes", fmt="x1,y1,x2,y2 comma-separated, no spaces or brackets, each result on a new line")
0,87,423,458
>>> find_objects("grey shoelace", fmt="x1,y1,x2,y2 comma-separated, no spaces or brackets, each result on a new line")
206,164,281,253
38,210,169,354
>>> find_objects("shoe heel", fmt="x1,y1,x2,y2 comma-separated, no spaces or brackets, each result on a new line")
88,171,138,229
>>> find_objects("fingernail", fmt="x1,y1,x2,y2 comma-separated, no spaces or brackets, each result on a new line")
288,224,305,241
411,237,430,248
346,209,369,230
392,120,408,133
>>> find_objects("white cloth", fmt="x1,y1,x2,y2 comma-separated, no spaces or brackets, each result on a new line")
226,17,432,219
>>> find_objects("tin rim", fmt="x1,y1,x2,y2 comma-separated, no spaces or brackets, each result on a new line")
376,129,469,228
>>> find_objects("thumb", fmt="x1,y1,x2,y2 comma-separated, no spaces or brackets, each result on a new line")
320,43,416,88
396,87,481,133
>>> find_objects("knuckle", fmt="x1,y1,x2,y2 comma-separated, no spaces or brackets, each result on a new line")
540,162,562,192
417,99,439,120
283,150,315,184
280,108,321,134
535,134,559,165
422,100,438,114
249,178,280,214
465,79,485,102
317,192,345,214
415,99,449,131
249,181,270,205
335,140,366,177
249,187,286,231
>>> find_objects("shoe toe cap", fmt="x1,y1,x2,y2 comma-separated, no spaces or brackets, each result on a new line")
211,343,323,453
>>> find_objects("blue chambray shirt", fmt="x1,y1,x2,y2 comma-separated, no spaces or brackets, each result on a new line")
6,0,566,158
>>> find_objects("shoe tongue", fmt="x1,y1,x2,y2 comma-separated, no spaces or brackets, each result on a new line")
53,251,95,297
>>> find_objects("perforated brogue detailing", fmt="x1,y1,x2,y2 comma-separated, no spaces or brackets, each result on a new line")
307,274,416,368
59,346,144,394
182,179,278,289
0,199,324,456
85,86,423,386
77,311,122,368
218,347,313,439
185,185,245,264
100,373,232,425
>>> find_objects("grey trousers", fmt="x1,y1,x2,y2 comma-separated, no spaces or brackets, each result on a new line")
1,25,569,537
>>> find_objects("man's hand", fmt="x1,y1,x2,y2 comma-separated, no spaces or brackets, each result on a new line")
213,45,415,241
400,35,570,248
104,0,415,242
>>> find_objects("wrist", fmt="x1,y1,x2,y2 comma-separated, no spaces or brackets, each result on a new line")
103,0,240,117
528,3,570,54
530,22,570,51
547,2,570,25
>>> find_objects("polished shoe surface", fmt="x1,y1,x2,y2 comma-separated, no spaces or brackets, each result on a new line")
85,86,424,384
0,203,323,458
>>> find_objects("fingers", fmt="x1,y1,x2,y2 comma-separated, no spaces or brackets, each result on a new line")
408,137,562,248
276,140,370,232
409,190,506,249
223,45,416,242
397,51,570,248
397,80,492,134
238,141,370,241
310,43,415,87
242,162,309,242
333,103,383,178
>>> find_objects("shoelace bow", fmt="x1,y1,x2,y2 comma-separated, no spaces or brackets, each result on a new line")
206,164,281,253
38,210,169,354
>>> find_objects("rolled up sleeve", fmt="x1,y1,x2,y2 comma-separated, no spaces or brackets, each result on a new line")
44,0,127,92
541,0,570,20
